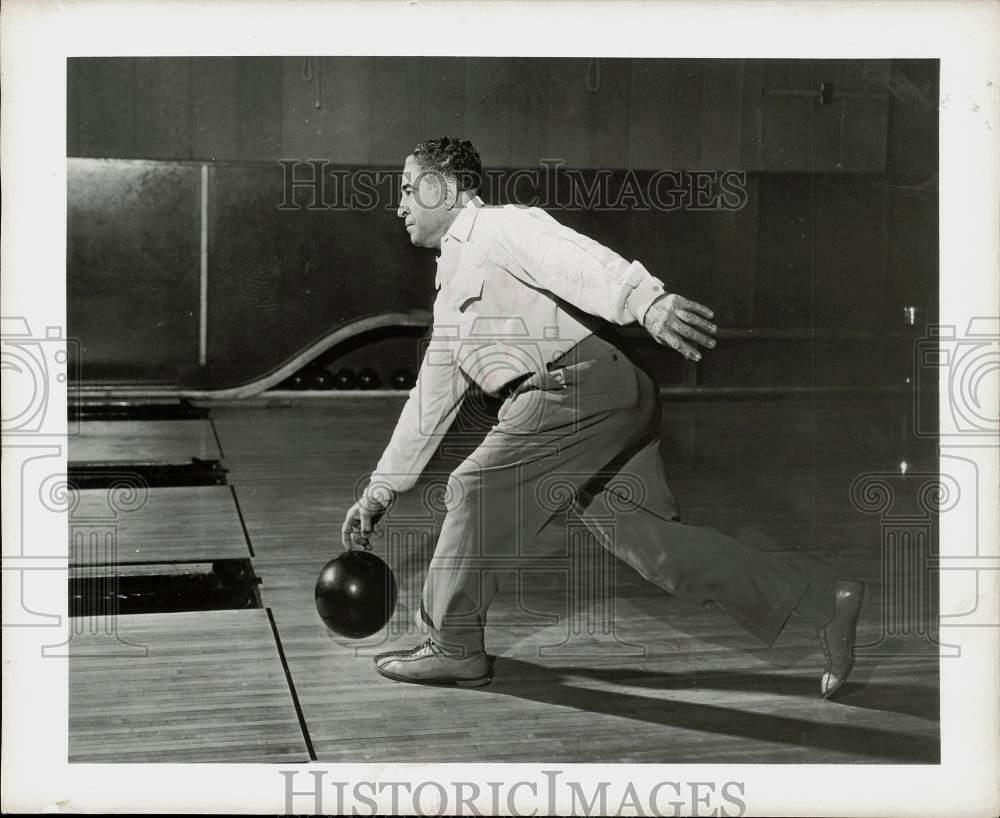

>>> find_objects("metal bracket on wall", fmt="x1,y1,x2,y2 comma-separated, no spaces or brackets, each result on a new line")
301,57,323,109
586,58,601,93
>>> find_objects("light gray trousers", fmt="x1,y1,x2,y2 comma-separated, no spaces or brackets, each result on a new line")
419,332,812,654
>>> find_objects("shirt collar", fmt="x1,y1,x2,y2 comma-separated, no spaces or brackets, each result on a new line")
443,195,484,245
435,197,484,291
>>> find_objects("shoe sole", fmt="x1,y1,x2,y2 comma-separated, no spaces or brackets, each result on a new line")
375,664,493,688
823,582,866,700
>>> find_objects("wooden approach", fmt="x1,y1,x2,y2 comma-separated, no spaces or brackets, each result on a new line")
69,486,250,565
209,395,940,764
69,420,221,464
65,396,940,764
69,609,310,763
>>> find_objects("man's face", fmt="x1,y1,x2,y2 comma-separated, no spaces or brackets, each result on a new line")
398,155,456,249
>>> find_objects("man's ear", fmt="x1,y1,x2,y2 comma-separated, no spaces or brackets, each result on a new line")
444,178,460,210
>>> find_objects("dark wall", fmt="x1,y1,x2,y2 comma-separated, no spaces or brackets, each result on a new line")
67,160,202,381
69,57,933,174
67,58,938,389
206,164,431,370
67,162,937,387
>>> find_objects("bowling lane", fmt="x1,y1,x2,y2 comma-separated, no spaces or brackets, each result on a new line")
70,486,250,565
212,395,939,763
70,609,311,763
69,419,221,464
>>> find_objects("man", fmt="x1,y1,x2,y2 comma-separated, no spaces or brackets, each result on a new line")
341,136,863,698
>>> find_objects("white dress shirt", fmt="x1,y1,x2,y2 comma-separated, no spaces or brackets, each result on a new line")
368,197,666,496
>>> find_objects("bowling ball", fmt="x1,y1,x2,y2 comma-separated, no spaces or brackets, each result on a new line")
306,366,334,390
357,367,381,390
314,551,398,639
390,367,415,390
334,368,358,390
288,372,307,390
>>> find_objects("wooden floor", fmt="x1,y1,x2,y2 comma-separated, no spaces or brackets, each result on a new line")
207,394,940,764
67,394,940,764
69,609,310,763
70,419,221,464
70,486,250,565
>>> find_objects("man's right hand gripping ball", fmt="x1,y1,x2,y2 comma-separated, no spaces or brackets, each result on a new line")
341,483,396,550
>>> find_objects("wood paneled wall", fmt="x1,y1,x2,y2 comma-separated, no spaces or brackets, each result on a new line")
69,57,931,174
67,159,937,386
67,159,202,380
66,58,938,386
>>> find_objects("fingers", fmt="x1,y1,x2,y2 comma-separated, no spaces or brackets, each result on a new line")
678,297,714,319
655,329,701,361
359,508,376,539
341,507,358,550
645,294,719,362
652,319,714,359
349,524,372,551
341,504,377,551
673,336,701,361
671,319,716,350
677,309,718,335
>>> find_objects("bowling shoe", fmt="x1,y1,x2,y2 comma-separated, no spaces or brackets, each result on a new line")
817,579,865,699
374,639,493,687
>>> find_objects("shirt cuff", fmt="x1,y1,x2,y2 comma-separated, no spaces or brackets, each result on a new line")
362,479,397,510
625,271,667,324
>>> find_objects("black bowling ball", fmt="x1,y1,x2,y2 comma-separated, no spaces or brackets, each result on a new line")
334,368,358,390
390,367,415,390
357,367,381,390
314,551,398,639
306,367,334,390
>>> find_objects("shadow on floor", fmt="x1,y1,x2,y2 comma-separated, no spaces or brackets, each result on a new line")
482,657,940,763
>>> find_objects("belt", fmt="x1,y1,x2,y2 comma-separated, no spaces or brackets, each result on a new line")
497,372,533,400
495,349,572,401
496,334,622,400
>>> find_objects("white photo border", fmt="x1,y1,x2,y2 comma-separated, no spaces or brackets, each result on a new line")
2,0,998,815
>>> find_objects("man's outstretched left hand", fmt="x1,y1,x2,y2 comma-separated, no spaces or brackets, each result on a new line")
642,294,717,361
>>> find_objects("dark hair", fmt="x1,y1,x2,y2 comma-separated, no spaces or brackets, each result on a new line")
412,136,483,194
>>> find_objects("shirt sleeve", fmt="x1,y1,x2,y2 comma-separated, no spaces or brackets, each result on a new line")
368,325,470,495
493,207,667,325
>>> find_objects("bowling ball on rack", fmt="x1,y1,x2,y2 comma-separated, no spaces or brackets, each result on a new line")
357,368,381,390
390,367,415,390
333,368,358,390
306,366,334,390
314,551,398,639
